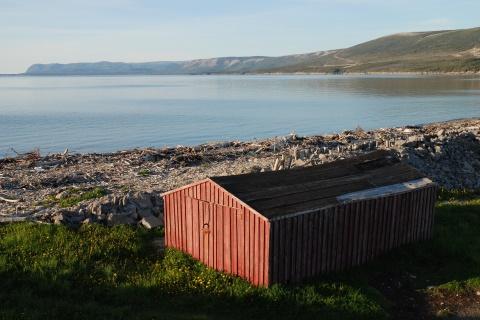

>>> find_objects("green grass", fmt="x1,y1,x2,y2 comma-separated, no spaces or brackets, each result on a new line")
1,193,480,319
42,187,107,208
437,187,480,202
138,168,151,177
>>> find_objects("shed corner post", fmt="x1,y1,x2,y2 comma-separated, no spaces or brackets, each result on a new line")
266,219,272,287
162,194,168,247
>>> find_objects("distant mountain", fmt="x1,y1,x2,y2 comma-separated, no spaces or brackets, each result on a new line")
25,53,332,75
25,27,480,75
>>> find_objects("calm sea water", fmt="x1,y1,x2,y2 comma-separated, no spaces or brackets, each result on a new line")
1,74,479,156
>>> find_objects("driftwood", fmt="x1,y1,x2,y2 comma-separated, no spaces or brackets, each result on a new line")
1,118,480,227
0,194,20,203
0,216,29,223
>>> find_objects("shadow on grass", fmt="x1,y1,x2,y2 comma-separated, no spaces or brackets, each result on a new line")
0,271,386,320
335,198,480,320
1,197,479,320
0,224,385,320
366,199,480,288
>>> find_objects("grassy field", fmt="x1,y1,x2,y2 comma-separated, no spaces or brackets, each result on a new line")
1,191,479,319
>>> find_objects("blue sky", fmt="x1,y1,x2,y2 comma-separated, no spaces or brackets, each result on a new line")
1,0,479,73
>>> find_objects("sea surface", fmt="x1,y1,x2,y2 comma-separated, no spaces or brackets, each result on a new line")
1,74,479,156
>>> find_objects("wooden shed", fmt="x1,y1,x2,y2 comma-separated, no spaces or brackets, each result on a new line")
161,150,437,286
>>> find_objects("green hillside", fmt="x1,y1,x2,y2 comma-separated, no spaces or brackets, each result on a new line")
25,27,480,75
262,27,480,73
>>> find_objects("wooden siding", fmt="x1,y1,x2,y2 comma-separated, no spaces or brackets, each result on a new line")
269,184,437,284
164,180,270,286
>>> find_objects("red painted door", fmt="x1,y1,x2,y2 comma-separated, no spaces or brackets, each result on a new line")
186,195,244,274
201,201,212,267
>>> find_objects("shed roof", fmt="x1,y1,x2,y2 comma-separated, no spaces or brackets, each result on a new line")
211,150,429,219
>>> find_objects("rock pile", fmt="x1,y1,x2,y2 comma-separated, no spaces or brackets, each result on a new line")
1,118,480,227
268,121,480,190
401,131,480,189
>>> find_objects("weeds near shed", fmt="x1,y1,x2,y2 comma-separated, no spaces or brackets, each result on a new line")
138,168,151,177
437,187,480,202
42,187,107,208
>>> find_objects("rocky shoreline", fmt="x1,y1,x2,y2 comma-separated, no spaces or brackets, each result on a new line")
1,118,480,228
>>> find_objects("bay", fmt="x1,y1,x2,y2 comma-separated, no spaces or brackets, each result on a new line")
1,74,479,156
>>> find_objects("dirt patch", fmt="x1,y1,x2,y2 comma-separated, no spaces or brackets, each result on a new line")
428,289,480,319
371,271,480,319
